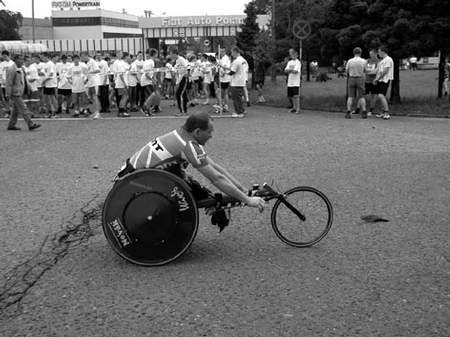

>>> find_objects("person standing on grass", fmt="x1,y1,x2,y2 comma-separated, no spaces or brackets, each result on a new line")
373,46,393,120
229,46,248,118
41,52,58,118
443,56,449,98
284,48,301,114
364,49,379,117
5,55,41,131
219,48,231,111
345,47,367,119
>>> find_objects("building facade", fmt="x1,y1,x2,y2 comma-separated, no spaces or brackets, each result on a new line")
19,17,54,40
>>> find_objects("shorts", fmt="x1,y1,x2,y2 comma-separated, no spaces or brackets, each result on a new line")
58,89,72,96
347,77,365,98
287,86,299,97
87,86,99,97
377,81,391,96
220,82,230,90
365,82,378,95
43,87,56,95
117,88,128,96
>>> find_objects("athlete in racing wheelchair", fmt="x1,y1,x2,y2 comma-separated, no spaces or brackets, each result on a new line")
115,111,266,231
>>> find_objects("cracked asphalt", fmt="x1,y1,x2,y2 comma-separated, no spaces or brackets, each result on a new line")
0,106,449,337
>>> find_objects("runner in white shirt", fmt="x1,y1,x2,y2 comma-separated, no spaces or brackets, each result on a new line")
112,51,130,117
163,57,175,100
96,54,110,113
284,48,302,114
23,55,40,113
56,55,73,114
170,48,189,115
68,55,88,117
127,55,139,111
242,58,250,107
374,46,394,120
133,52,144,109
140,49,158,116
201,54,212,104
41,53,58,118
219,50,231,111
229,47,248,117
81,52,101,119
1,51,15,117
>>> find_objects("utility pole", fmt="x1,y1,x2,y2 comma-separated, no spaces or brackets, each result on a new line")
271,0,276,82
32,0,36,43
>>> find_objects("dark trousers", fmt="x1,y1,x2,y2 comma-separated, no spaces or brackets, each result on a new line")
98,85,110,112
128,86,138,108
230,86,245,114
8,96,33,128
176,77,188,113
141,85,154,111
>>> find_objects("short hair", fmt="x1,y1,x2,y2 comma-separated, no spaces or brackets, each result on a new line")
73,54,80,59
379,45,389,54
61,54,67,60
353,47,362,55
231,46,241,54
123,52,129,58
183,111,212,132
42,52,49,58
13,54,24,61
289,48,298,56
1,50,10,56
149,49,158,57
169,47,179,55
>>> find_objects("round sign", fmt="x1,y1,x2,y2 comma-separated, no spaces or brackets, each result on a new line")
204,39,210,47
292,19,311,40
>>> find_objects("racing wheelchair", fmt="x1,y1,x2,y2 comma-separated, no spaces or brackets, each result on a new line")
102,169,333,266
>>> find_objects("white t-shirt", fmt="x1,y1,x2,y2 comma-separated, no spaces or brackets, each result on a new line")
230,55,248,87
36,62,46,88
133,59,144,84
127,61,138,87
202,61,213,84
1,60,14,87
141,59,155,87
285,59,302,87
377,56,394,83
174,56,189,85
86,58,100,88
191,60,202,80
57,62,73,90
43,60,57,88
220,55,231,83
70,63,88,93
346,56,367,77
25,63,39,92
97,59,109,86
165,63,173,79
113,59,130,89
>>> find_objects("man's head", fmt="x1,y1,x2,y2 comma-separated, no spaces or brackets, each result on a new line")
80,52,90,63
149,48,158,59
289,48,298,59
13,54,24,68
61,54,67,63
95,53,102,62
369,49,378,59
169,47,179,60
353,47,362,56
73,54,80,65
378,46,388,58
183,111,214,145
41,52,49,62
137,51,143,61
24,55,32,67
231,46,241,59
117,50,124,60
32,54,40,64
1,50,10,61
123,52,131,63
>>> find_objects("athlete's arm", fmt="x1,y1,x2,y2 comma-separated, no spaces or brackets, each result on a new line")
207,158,246,193
197,165,264,211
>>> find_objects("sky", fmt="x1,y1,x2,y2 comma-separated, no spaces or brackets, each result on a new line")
2,0,251,18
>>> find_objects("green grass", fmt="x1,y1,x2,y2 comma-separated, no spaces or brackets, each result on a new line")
251,69,450,116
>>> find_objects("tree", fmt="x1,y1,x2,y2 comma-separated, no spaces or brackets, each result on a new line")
320,0,450,102
236,0,261,73
0,9,22,40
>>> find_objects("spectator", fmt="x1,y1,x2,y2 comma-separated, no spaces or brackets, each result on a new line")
112,51,130,117
69,54,88,117
170,48,189,115
364,49,379,117
284,48,302,114
219,48,231,111
229,46,248,118
1,50,15,117
374,46,394,120
409,55,418,71
345,47,367,119
82,52,101,119
41,52,58,118
97,53,110,113
56,54,73,114
5,54,41,131
443,56,449,98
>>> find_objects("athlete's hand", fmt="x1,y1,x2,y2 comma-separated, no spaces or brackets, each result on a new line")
246,196,265,213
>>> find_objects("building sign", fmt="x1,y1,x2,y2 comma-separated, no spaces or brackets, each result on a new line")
52,1,101,9
161,16,244,27
139,15,247,29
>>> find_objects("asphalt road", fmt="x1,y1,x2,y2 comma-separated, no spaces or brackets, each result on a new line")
0,107,449,337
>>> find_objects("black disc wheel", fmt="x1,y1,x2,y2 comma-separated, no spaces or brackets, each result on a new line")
102,169,199,266
271,186,333,247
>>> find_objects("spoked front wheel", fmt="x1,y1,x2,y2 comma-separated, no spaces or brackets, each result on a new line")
271,186,333,247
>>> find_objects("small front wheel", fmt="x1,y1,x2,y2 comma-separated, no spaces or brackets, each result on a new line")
271,186,333,247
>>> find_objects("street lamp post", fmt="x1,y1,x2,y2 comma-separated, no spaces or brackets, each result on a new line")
32,0,35,43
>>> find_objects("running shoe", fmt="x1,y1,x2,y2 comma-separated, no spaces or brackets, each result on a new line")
383,113,391,120
231,113,244,118
92,111,101,119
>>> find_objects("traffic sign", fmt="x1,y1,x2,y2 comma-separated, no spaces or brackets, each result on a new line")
204,40,210,47
292,19,311,40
